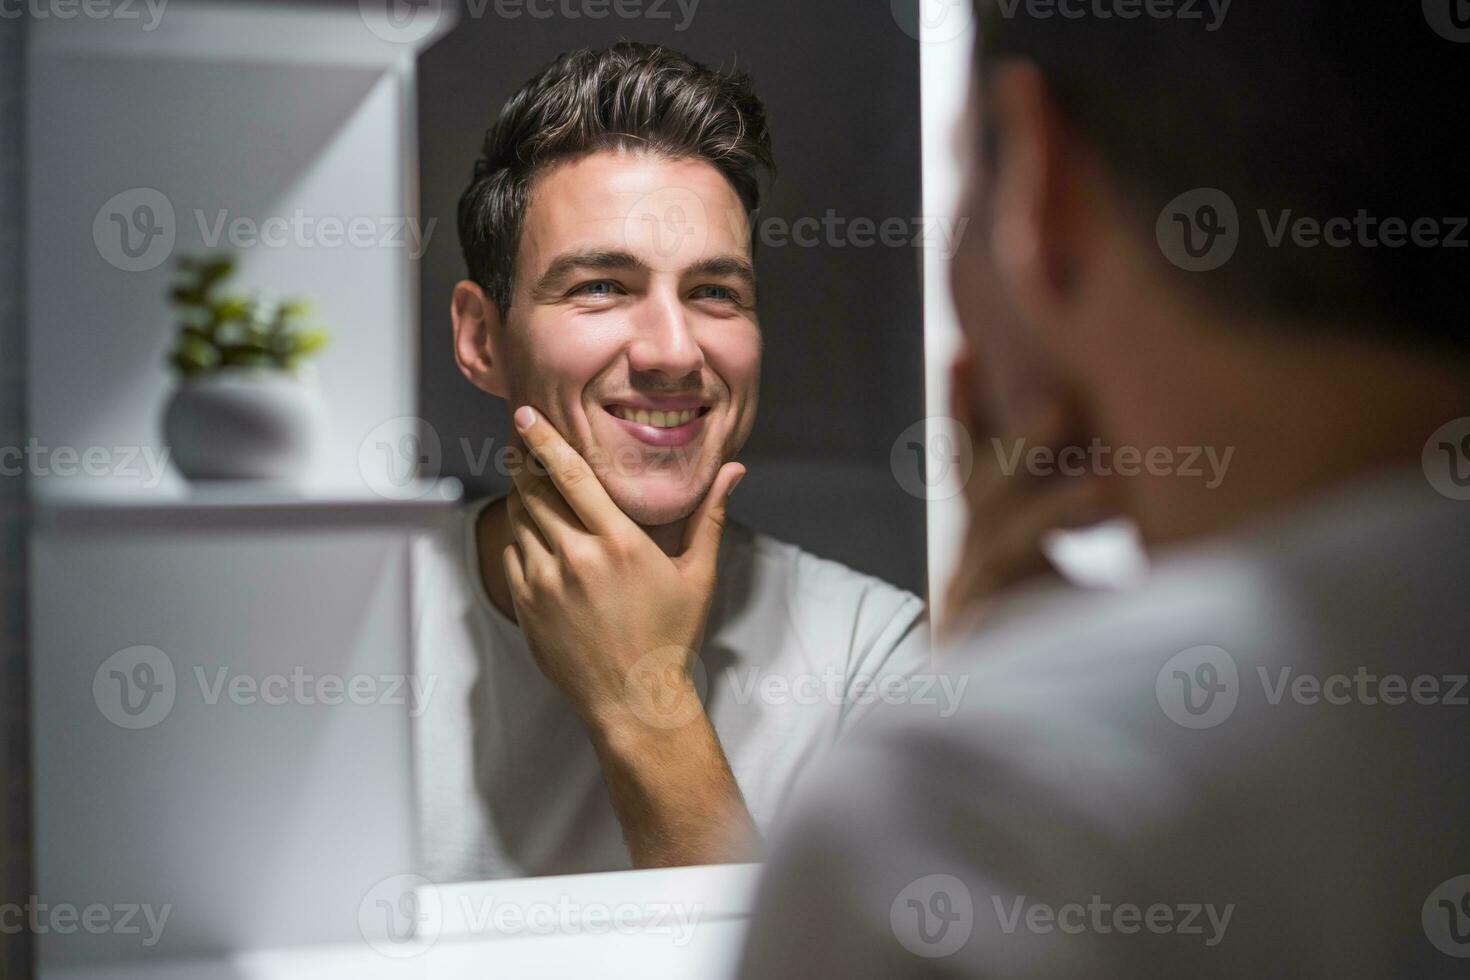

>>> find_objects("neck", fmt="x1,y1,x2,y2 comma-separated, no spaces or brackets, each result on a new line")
1090,326,1470,548
475,495,687,623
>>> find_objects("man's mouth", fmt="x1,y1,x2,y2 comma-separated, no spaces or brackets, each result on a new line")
602,401,712,447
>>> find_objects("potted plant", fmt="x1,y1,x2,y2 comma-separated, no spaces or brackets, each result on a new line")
161,255,331,481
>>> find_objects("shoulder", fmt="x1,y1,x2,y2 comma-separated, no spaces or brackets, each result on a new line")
716,523,929,669
724,521,926,628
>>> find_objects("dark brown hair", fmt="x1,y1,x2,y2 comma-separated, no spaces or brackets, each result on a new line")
971,1,1470,351
458,42,775,317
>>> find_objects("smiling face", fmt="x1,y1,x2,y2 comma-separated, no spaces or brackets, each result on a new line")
485,149,761,526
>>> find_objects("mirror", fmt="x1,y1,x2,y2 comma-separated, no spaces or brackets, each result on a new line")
411,4,931,881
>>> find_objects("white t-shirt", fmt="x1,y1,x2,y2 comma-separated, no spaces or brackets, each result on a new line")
410,496,931,882
737,468,1470,978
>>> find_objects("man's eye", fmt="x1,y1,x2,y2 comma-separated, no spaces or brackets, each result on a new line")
571,280,620,298
692,284,739,303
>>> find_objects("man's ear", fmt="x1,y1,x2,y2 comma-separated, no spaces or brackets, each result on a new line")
451,279,508,398
986,62,1093,333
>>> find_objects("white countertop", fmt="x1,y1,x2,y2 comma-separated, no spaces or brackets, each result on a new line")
45,864,760,980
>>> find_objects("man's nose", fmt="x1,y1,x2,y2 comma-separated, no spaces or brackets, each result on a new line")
626,292,705,377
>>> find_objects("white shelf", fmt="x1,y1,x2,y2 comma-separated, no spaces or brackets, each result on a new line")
32,0,460,67
31,477,463,533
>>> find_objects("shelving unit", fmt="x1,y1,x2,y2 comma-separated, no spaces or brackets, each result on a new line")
25,2,459,973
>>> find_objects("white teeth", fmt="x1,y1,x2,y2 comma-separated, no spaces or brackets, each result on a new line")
610,406,701,428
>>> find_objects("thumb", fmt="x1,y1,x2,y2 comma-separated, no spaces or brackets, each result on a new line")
677,462,745,581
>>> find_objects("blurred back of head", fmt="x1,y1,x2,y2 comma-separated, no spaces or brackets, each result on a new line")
971,1,1469,353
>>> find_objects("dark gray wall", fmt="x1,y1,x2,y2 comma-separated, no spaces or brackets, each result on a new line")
1,13,30,980
415,1,928,594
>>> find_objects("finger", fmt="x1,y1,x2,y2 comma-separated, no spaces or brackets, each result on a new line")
506,487,554,566
677,462,745,582
508,447,587,552
940,477,1113,638
501,543,530,609
966,400,1074,536
948,342,992,444
513,405,627,536
988,477,1114,574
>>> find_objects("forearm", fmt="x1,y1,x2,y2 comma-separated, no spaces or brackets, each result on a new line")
587,707,762,868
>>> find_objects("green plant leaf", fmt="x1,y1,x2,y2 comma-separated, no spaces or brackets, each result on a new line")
199,258,233,287
171,336,221,374
171,286,207,307
290,329,330,357
213,296,250,322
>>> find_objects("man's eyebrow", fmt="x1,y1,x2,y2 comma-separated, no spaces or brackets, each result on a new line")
530,249,647,298
686,256,757,294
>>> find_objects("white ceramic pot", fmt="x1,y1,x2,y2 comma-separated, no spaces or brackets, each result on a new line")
162,368,326,481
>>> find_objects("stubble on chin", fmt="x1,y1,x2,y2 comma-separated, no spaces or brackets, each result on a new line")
598,456,720,528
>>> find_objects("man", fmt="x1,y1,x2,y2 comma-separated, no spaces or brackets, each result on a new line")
411,43,930,881
738,2,1470,977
